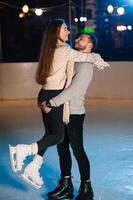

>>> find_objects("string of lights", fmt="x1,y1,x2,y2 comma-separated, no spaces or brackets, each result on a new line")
0,1,132,31
0,1,80,15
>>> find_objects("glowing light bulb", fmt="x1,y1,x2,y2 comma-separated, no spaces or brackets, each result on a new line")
117,25,127,31
35,9,43,16
127,25,132,30
74,18,78,22
117,7,125,15
107,5,114,14
22,5,29,14
19,12,25,18
80,17,84,22
83,17,87,22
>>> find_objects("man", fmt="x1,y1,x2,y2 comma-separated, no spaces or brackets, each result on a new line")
42,34,100,200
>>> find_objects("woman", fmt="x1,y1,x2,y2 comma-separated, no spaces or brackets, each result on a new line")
9,18,109,189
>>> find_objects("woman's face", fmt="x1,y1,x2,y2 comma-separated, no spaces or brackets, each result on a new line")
58,23,70,42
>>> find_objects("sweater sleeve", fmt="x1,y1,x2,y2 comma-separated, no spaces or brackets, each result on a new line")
65,47,110,69
49,63,93,107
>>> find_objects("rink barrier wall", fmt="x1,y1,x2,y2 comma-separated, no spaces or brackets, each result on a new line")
0,62,133,100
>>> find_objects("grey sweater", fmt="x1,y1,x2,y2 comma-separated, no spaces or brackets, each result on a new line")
50,63,93,114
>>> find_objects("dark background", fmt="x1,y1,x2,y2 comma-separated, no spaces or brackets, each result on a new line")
0,0,133,62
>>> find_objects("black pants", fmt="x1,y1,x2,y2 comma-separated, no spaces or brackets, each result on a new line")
37,89,64,156
57,114,90,182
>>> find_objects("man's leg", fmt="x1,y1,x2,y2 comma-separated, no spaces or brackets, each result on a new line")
47,127,74,199
57,126,72,178
67,114,94,200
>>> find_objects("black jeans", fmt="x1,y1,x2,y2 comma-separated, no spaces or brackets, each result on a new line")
57,114,90,182
37,89,64,156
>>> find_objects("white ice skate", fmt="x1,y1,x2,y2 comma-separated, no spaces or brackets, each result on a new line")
9,143,38,172
20,154,43,189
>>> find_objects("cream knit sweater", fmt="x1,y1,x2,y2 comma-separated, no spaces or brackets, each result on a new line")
42,43,109,90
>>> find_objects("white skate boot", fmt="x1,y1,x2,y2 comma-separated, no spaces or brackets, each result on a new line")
20,154,43,189
9,143,38,172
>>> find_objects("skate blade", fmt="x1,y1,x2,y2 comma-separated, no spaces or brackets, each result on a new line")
9,144,17,172
19,174,42,189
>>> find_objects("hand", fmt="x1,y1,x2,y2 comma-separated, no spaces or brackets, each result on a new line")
37,101,52,113
97,62,110,70
92,53,110,70
41,102,52,113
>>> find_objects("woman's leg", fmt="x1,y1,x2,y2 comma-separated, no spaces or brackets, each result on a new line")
9,89,64,172
37,104,65,156
20,105,65,189
19,89,65,188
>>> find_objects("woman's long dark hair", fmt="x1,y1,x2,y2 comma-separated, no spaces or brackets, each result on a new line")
36,18,65,85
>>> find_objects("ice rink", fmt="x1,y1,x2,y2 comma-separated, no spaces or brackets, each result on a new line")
0,99,133,200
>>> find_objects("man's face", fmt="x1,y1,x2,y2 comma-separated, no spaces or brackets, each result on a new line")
74,34,92,50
